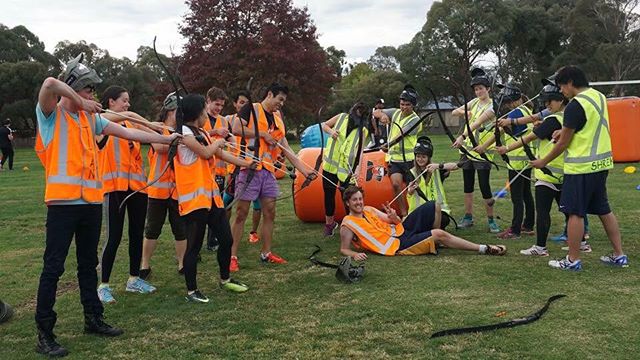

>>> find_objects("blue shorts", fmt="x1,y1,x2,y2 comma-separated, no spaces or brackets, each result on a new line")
398,201,436,250
560,171,611,217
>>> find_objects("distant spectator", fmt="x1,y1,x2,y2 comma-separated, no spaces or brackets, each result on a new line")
0,119,15,170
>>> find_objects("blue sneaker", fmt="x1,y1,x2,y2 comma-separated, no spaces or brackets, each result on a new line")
458,215,474,229
98,285,116,304
548,256,582,271
126,278,157,294
488,219,501,234
600,254,629,268
550,233,567,242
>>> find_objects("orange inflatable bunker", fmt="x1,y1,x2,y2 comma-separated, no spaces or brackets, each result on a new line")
292,148,398,222
608,97,640,162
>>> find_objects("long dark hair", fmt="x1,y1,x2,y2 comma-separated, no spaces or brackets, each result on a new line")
346,101,368,134
100,85,128,110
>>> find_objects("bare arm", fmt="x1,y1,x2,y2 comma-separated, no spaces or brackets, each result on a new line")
278,137,313,177
541,127,573,164
340,226,367,260
38,77,101,115
101,111,166,133
215,148,253,168
102,121,178,145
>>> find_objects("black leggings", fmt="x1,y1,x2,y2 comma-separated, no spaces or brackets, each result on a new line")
1,146,13,170
322,170,350,217
508,169,535,234
184,207,232,291
462,168,492,199
535,185,561,247
100,190,147,283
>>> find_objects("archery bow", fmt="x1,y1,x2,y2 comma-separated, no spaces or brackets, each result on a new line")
300,106,325,190
430,294,566,338
344,105,367,186
119,37,182,211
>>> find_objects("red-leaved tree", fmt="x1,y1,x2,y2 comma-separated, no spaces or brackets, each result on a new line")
180,0,337,127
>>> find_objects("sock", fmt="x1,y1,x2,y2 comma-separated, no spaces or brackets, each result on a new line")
261,252,270,259
478,245,487,254
98,283,109,289
220,278,229,285
465,213,473,219
535,245,546,250
487,216,494,221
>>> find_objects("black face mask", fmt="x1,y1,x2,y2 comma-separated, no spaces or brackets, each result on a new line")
335,256,365,283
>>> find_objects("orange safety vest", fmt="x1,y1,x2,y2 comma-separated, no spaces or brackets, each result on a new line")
246,103,285,174
146,128,177,200
98,120,147,193
341,206,404,256
174,126,224,216
203,114,230,176
226,114,244,174
35,106,103,203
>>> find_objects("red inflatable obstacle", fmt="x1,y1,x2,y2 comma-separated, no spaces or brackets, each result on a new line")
608,97,640,162
292,148,398,222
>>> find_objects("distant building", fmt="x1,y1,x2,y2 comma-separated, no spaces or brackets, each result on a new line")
417,98,465,135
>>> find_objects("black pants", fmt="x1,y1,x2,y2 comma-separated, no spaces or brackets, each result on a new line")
35,205,104,325
184,207,232,291
509,169,535,235
100,190,148,283
0,146,13,170
535,185,562,247
322,170,350,217
462,168,492,199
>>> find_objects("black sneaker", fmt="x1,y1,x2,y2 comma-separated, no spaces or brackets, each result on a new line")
36,328,68,357
139,268,152,280
177,267,184,275
84,315,124,337
185,290,209,303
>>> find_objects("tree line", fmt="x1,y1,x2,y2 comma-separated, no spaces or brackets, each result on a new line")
1,0,638,138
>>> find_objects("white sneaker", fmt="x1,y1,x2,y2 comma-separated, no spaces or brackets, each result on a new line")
519,245,549,256
561,242,592,253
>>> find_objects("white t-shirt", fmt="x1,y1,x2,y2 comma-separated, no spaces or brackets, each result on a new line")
178,126,199,165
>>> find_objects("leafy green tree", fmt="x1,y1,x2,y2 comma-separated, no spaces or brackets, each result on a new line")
367,46,400,71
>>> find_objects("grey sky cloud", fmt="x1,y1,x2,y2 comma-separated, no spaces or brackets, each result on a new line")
3,0,432,62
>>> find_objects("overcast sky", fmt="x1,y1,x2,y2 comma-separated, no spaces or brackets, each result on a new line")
2,0,433,62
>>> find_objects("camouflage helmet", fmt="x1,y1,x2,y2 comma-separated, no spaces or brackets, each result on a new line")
60,54,102,92
162,92,179,110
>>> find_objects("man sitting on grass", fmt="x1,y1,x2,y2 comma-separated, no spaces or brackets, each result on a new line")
339,186,506,259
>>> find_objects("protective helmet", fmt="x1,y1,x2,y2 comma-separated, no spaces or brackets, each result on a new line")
539,78,565,102
414,136,433,157
496,83,522,104
60,54,102,91
335,256,365,283
163,92,179,110
470,67,491,88
399,85,418,106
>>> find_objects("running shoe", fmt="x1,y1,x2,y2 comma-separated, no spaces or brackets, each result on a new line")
497,227,520,240
323,222,339,237
126,278,157,294
550,233,567,242
600,254,629,268
98,285,116,304
458,215,474,229
260,252,287,264
488,219,501,233
185,290,209,303
248,231,260,243
548,256,582,271
220,278,249,293
485,244,507,256
561,242,592,253
230,256,239,272
139,268,152,281
519,245,549,256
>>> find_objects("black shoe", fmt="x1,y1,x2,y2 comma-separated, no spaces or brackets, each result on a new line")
36,323,69,357
185,290,209,303
177,267,184,275
139,268,152,280
84,315,124,337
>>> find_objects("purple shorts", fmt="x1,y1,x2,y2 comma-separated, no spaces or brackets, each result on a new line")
235,168,280,201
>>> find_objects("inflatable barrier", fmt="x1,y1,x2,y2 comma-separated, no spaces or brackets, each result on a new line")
292,148,398,222
608,97,640,163
300,124,330,149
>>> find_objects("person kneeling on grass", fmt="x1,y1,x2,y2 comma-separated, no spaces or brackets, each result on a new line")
339,186,506,259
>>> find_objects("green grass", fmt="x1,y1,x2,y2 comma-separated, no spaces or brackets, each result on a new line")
1,135,639,359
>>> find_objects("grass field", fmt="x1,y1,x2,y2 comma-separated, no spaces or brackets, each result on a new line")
1,135,639,359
